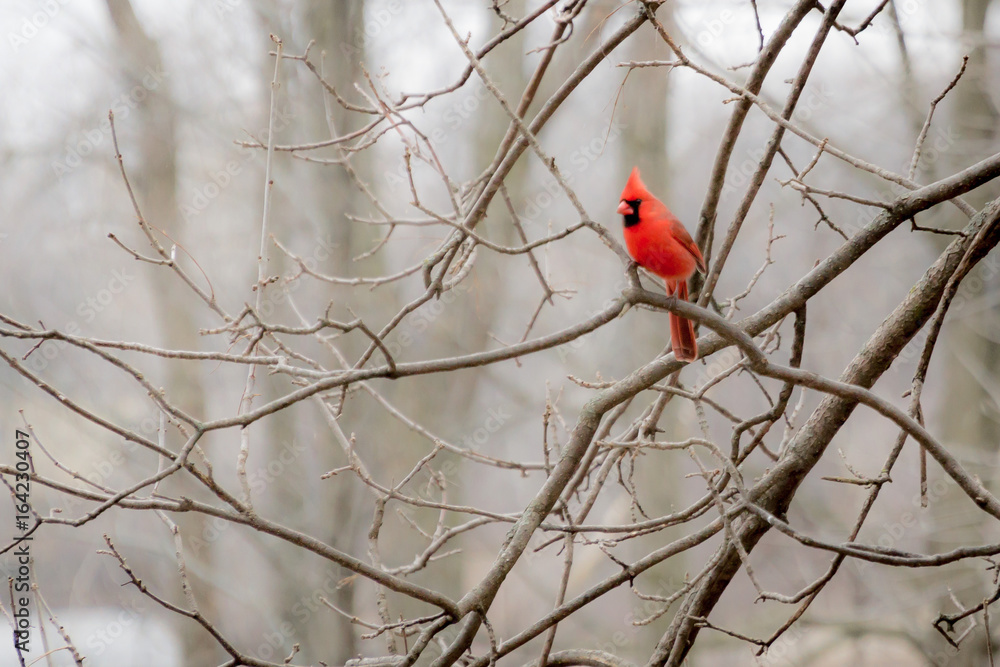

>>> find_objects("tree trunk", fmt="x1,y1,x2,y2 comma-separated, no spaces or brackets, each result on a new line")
103,1,215,663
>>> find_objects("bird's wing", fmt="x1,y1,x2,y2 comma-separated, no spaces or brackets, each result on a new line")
671,222,707,274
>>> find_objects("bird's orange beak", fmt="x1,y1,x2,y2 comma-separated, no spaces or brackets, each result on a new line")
617,200,633,215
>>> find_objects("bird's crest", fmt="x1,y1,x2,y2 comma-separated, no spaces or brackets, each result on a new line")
620,166,653,202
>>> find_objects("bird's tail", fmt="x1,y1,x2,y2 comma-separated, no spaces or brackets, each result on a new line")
668,280,698,362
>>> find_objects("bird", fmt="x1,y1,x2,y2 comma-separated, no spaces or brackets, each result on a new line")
617,167,706,362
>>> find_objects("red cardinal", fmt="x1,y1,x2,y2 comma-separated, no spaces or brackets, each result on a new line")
618,167,706,362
